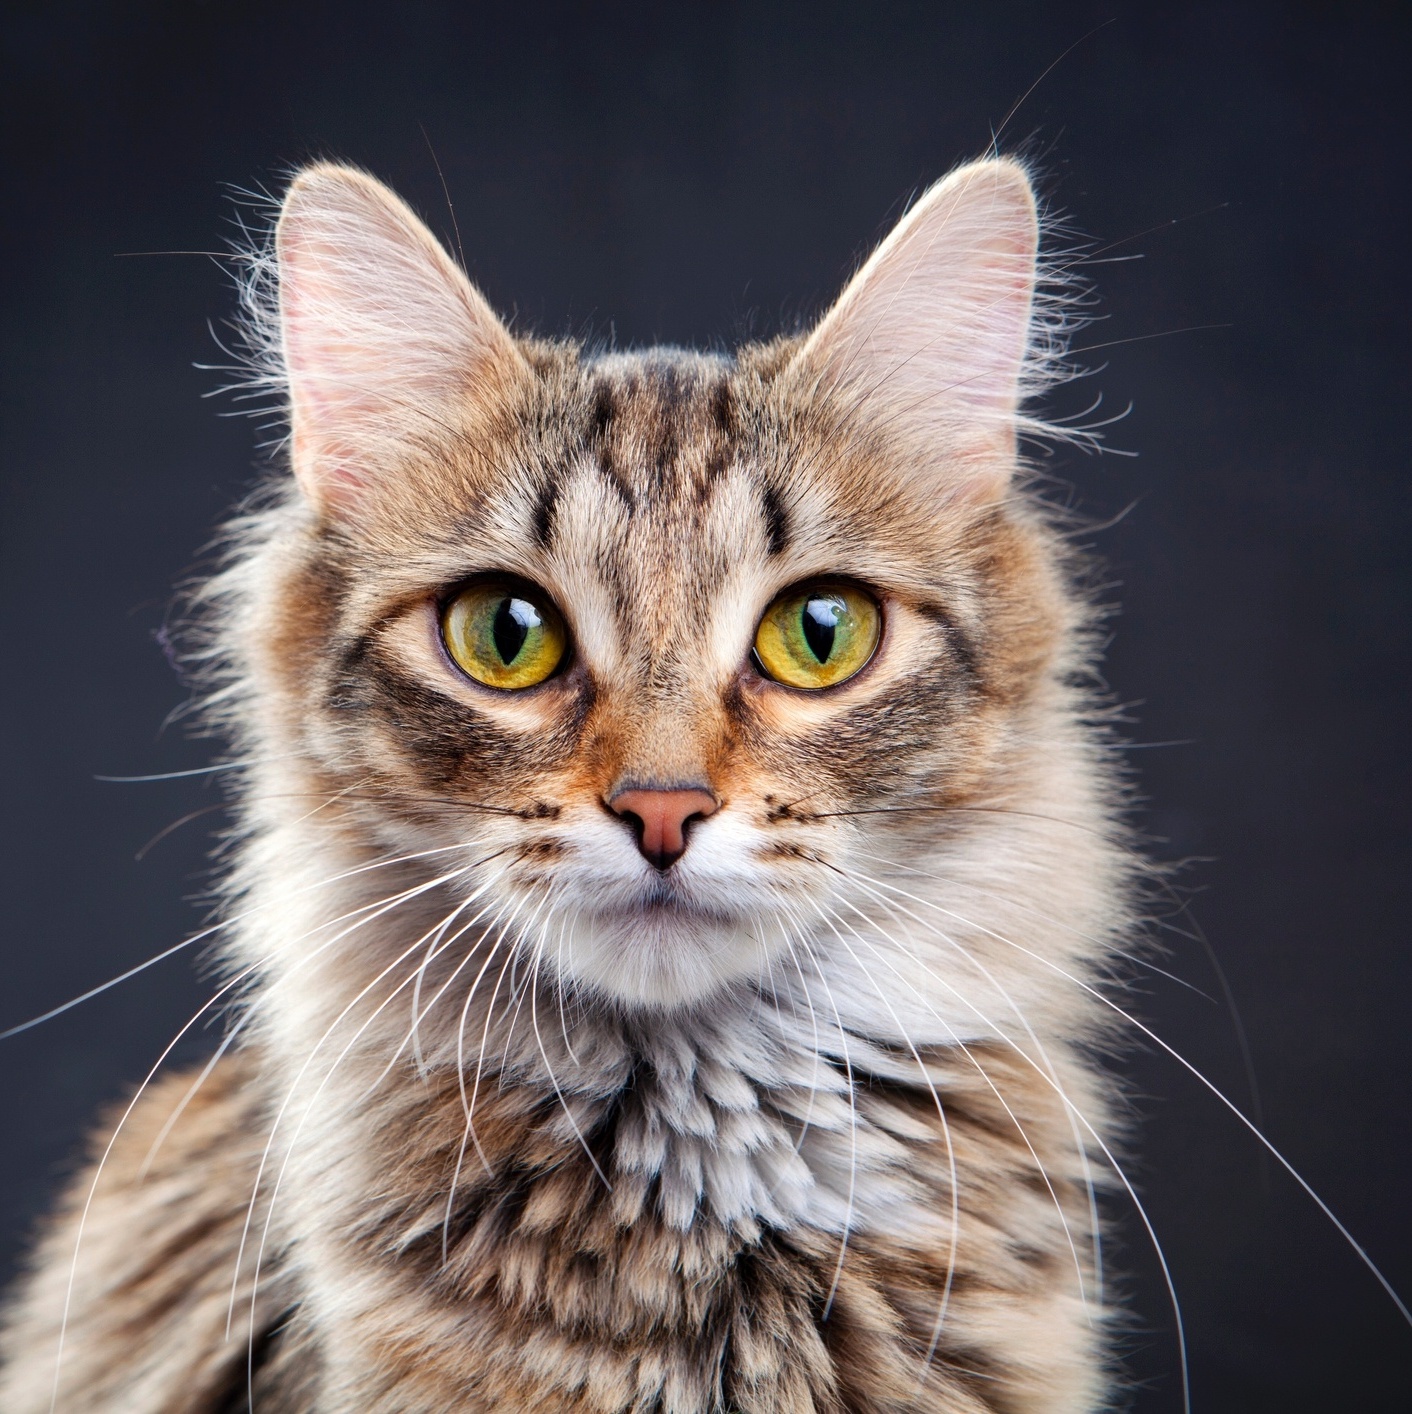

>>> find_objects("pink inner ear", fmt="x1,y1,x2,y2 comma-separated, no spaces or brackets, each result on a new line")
272,163,524,518
281,269,376,510
279,237,379,512
797,161,1040,495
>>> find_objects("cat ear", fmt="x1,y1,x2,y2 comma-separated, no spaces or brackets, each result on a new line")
796,158,1041,501
275,162,524,515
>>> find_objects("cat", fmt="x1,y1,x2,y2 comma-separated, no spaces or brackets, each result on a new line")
0,155,1135,1412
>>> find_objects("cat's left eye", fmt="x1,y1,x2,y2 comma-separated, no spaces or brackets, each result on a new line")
441,580,568,690
753,582,881,690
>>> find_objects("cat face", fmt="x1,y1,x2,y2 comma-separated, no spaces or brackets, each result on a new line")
241,160,1064,1010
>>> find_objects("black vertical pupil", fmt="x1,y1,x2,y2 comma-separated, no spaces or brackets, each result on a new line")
492,596,538,665
800,596,841,663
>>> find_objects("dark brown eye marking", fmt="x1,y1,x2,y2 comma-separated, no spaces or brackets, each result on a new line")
913,598,984,690
530,471,562,550
331,639,586,791
760,481,789,557
350,660,512,779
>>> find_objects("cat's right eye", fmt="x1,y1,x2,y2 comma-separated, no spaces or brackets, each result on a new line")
440,580,568,690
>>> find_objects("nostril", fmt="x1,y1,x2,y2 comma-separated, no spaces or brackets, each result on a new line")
614,805,651,854
607,786,718,870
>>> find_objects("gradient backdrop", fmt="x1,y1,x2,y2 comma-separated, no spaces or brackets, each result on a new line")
2,4,1409,1408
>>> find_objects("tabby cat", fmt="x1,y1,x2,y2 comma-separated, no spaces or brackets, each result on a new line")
0,156,1134,1412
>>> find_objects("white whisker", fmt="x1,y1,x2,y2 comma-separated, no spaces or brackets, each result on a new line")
3,839,484,1042
829,873,1103,1322
526,897,611,1191
806,899,964,1374
846,861,1412,1330
225,860,484,1341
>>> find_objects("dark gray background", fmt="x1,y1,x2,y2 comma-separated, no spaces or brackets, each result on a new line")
2,3,1408,1408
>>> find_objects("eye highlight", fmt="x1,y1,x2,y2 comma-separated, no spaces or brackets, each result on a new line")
441,580,568,690
753,583,881,690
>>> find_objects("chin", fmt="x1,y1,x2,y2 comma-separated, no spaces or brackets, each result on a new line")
557,901,771,1010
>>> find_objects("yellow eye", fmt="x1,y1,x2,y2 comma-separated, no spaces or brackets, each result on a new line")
753,583,881,689
441,581,568,690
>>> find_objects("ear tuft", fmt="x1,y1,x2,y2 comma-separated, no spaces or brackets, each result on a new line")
798,158,1043,500
274,163,523,515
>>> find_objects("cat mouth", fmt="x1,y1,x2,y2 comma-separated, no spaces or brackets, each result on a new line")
577,872,746,943
609,881,733,923
565,885,767,1008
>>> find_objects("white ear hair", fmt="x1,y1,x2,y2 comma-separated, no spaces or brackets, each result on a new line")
275,163,523,514
798,158,1041,500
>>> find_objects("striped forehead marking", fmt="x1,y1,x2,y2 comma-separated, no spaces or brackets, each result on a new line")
528,355,788,558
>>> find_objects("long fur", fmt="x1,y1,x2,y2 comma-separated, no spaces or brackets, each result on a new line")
1,157,1138,1413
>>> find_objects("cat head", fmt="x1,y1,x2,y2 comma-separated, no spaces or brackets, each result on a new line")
225,158,1084,1014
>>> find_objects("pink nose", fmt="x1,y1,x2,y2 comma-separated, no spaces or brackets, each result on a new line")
608,787,718,869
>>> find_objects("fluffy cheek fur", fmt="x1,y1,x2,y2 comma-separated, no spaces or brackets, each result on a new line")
255,623,864,1012
244,493,1040,1022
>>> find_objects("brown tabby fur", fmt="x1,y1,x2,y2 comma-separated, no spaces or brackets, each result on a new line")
5,1039,1099,1413
1,160,1128,1411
